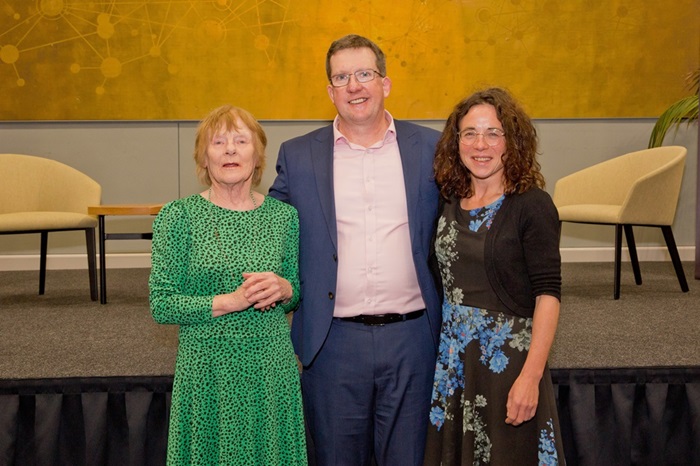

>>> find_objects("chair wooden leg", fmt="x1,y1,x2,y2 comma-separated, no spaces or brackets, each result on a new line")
39,231,48,295
623,225,642,285
614,225,622,299
661,225,689,292
85,228,98,301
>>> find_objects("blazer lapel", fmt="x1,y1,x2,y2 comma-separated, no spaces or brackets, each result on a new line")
311,127,338,251
396,122,421,244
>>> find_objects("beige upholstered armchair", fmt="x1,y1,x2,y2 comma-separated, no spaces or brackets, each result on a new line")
553,146,689,299
0,154,101,300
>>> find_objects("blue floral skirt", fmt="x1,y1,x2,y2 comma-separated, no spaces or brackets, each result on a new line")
424,299,565,465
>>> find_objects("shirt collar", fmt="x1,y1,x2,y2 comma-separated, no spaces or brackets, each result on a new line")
332,110,397,148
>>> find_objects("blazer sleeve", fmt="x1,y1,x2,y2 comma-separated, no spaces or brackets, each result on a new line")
268,142,290,203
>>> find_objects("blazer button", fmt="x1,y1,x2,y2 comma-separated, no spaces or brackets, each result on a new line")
328,292,334,300
333,254,337,261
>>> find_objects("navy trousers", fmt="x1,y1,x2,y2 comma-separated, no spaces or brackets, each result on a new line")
301,312,436,466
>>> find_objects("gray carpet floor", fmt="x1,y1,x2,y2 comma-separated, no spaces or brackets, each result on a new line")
0,262,698,380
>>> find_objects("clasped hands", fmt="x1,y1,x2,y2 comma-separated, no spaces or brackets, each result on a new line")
212,271,292,317
240,272,292,310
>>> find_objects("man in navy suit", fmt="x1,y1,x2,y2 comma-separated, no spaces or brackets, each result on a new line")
269,34,441,466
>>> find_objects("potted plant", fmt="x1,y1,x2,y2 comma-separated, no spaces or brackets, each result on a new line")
648,68,699,148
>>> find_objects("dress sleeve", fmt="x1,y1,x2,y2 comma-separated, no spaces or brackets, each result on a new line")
276,208,300,314
149,201,216,325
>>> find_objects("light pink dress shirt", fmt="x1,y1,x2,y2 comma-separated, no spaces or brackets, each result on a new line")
332,112,426,317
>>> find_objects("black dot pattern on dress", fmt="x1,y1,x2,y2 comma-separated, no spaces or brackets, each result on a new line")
149,194,307,465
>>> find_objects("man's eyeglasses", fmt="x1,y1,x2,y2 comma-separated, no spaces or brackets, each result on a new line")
458,129,506,146
330,69,384,88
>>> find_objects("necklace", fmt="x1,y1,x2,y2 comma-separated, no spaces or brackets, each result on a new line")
208,187,259,278
208,187,257,210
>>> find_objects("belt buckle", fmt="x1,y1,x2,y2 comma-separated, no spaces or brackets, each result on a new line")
364,315,387,326
366,314,403,326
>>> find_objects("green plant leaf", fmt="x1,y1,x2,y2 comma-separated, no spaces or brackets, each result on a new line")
648,94,699,148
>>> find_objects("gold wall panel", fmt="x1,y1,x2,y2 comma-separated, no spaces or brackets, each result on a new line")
0,0,698,120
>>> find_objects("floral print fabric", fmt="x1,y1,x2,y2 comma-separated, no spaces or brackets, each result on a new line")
424,198,565,465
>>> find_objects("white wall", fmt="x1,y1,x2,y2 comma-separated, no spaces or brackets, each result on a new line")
0,119,697,269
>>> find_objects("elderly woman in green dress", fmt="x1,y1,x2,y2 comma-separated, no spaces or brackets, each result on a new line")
149,105,306,465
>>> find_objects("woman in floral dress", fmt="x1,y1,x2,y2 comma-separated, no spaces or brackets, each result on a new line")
424,88,566,465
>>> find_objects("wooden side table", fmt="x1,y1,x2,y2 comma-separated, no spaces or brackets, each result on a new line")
88,204,163,304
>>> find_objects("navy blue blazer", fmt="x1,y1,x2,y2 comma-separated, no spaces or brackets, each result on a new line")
269,120,442,367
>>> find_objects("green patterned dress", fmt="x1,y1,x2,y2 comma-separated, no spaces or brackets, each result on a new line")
149,194,307,465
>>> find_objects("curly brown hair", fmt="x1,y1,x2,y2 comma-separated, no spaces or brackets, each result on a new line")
434,87,544,200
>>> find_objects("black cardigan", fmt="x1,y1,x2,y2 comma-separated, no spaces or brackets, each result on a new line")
484,188,561,317
431,188,561,318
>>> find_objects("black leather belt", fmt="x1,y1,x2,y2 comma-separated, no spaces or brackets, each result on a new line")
335,309,425,326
